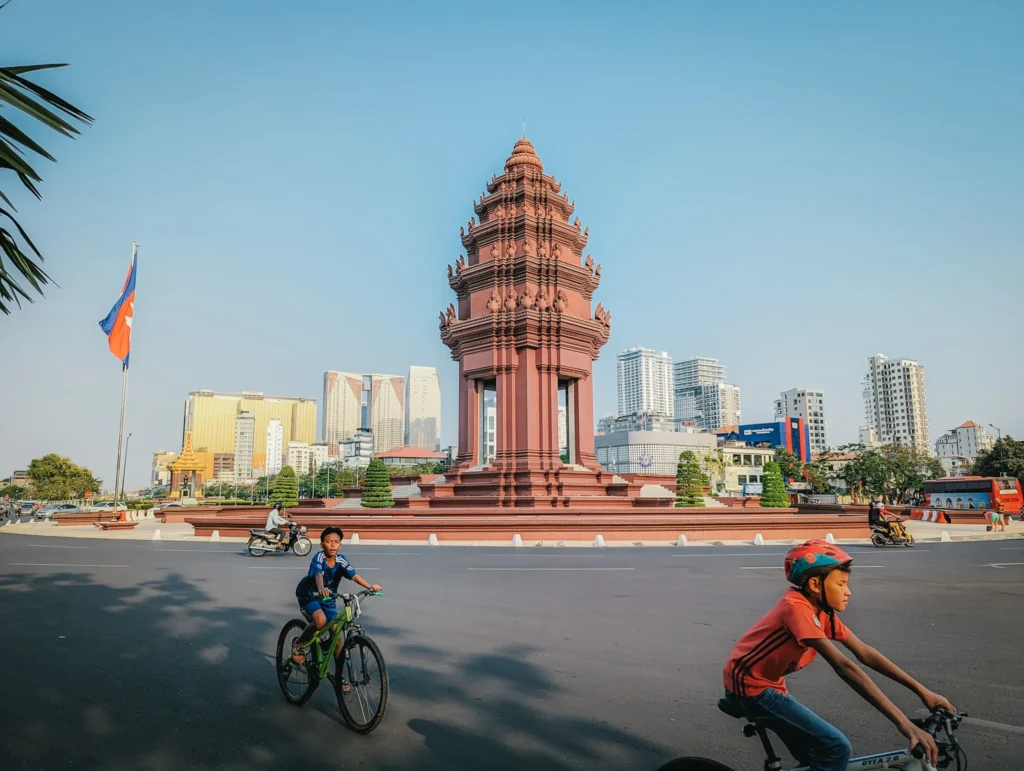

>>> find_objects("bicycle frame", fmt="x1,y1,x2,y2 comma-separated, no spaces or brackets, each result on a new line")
305,592,370,680
793,751,930,771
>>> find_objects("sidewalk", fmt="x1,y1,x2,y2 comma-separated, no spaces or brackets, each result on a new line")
2,515,1023,547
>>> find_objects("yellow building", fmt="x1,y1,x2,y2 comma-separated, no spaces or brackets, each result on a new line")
183,391,317,471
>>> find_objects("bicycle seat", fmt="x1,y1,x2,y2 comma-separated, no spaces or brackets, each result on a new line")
717,697,748,720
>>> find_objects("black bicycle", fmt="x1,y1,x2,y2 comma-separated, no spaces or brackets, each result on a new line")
656,702,967,770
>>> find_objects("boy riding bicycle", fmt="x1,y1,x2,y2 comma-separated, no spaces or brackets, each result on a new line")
291,526,381,665
722,539,955,770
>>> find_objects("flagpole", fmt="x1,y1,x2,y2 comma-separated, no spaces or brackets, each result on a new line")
112,362,129,518
111,239,136,520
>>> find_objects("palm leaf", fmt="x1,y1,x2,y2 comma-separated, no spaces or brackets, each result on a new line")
0,59,90,314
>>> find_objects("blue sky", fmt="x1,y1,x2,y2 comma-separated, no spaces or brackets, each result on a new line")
1,0,1021,489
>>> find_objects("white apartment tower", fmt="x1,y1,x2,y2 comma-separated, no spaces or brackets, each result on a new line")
674,357,742,432
405,365,442,451
935,421,994,460
233,410,255,483
616,348,674,417
266,419,284,475
862,354,930,451
775,389,829,455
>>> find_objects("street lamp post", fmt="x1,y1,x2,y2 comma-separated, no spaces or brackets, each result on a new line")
989,424,1003,477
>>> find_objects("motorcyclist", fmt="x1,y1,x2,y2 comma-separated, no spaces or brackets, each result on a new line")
265,502,293,546
869,500,904,539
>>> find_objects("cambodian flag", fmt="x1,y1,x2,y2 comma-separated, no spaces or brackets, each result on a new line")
98,243,137,368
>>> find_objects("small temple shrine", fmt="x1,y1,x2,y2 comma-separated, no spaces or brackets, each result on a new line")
168,431,206,501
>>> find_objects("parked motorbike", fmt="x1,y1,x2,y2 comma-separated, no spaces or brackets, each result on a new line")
870,521,915,548
247,521,312,557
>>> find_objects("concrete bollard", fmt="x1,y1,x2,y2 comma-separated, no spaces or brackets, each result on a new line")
940,531,952,543
512,534,523,547
350,533,360,545
676,534,688,547
152,529,162,541
427,533,439,546
825,533,836,544
754,533,765,546
210,530,220,542
556,540,566,547
593,534,606,548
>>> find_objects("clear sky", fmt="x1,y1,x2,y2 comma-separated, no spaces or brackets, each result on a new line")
1,0,1021,489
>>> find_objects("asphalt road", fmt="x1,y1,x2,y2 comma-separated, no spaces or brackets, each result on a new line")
0,533,1022,770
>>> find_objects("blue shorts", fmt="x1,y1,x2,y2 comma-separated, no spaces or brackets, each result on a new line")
299,597,338,622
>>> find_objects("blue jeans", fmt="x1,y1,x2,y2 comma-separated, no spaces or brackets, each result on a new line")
724,689,852,771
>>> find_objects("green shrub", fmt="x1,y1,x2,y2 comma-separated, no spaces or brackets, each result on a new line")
361,458,394,508
269,466,299,508
675,451,705,508
760,461,790,507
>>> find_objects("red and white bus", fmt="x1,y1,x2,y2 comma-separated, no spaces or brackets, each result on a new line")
922,476,1023,514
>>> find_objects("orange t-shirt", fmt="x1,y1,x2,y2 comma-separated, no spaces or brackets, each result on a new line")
723,588,851,698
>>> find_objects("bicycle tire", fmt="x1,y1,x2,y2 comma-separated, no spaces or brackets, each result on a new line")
248,537,267,557
336,634,389,733
276,619,319,705
655,759,737,771
293,537,312,557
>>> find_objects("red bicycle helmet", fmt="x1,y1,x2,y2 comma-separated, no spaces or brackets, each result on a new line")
784,539,853,586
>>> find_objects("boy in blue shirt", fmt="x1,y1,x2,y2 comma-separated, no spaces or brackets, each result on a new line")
292,526,380,664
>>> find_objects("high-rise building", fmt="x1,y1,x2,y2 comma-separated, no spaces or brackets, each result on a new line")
323,372,363,456
775,388,829,454
862,354,930,451
673,357,727,389
183,391,316,462
152,451,177,486
323,371,406,455
405,366,442,451
673,357,741,432
616,347,673,417
233,410,255,483
266,419,283,475
213,453,235,483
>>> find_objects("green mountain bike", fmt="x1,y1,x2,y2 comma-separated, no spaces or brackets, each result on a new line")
275,588,389,733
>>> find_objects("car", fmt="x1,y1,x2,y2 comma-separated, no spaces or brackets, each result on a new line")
89,501,128,513
152,502,184,511
37,503,82,519
19,501,37,515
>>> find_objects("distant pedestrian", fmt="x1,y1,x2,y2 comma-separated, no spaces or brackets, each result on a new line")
996,500,1008,530
988,505,1005,533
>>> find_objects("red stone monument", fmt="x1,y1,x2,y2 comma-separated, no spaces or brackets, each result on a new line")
421,138,661,509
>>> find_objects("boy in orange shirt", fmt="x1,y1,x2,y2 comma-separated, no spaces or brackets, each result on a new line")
722,539,954,770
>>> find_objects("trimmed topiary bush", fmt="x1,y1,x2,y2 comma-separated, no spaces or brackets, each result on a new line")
760,461,789,507
675,450,705,508
361,458,394,509
270,466,299,509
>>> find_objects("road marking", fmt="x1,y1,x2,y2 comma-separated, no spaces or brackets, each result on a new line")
742,565,885,570
467,567,634,572
248,566,380,570
998,547,1024,550
23,544,90,549
343,552,422,556
152,549,242,553
478,553,605,558
673,553,784,557
980,563,1024,569
10,563,128,568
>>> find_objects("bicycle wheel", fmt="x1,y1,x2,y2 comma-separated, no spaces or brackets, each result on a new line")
248,537,267,557
292,536,312,557
276,619,319,705
336,634,388,733
655,759,736,771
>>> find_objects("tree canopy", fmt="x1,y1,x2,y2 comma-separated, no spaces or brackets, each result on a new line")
27,454,101,500
269,466,299,508
773,447,804,481
971,436,1024,483
838,443,944,503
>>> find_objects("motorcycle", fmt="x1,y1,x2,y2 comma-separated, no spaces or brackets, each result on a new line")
248,521,312,557
870,520,915,548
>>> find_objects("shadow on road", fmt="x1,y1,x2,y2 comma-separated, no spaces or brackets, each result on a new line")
0,569,671,770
